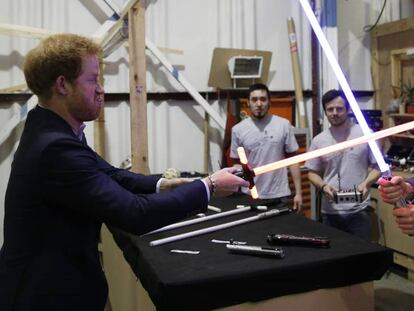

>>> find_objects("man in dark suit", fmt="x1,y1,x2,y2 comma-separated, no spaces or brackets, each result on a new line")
0,33,248,311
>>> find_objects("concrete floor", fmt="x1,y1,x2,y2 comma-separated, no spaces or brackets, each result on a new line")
374,265,414,311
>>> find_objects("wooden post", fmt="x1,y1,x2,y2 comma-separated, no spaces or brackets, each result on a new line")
100,3,155,311
93,110,106,158
93,58,106,162
129,0,150,174
204,112,210,173
287,18,307,128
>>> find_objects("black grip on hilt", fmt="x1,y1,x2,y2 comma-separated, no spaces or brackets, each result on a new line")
234,164,256,189
267,234,330,248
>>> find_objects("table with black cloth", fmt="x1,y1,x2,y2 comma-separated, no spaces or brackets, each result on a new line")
111,193,393,311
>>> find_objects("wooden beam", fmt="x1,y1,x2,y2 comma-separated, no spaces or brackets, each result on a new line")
287,18,307,128
203,113,209,173
0,83,27,93
93,106,106,158
129,1,150,174
0,22,53,39
125,41,184,55
146,39,226,129
98,0,138,51
372,17,414,38
157,46,184,55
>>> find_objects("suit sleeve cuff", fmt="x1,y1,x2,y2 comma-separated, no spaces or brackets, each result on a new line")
201,179,211,201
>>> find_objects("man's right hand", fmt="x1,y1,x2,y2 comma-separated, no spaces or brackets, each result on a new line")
377,175,412,204
205,167,249,198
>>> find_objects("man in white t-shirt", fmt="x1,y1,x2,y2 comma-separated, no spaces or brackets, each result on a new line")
305,89,381,240
230,83,303,211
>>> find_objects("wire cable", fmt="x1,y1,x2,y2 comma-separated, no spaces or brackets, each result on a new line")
363,0,387,32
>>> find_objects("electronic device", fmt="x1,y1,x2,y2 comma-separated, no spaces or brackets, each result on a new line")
227,56,263,79
226,243,285,258
333,189,363,204
267,234,330,248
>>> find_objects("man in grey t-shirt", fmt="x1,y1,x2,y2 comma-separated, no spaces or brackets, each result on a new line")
230,83,303,212
305,90,381,240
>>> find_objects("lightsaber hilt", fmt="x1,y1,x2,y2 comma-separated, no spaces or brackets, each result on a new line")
236,147,259,199
381,170,407,208
234,163,256,190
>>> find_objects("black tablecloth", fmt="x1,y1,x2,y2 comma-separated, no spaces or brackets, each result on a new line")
111,193,393,310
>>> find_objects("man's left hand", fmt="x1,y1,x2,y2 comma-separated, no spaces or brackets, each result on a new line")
292,194,303,213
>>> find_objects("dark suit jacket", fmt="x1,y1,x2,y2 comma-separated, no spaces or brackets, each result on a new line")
0,106,208,310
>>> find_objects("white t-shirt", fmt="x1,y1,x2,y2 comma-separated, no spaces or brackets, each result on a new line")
305,124,378,214
230,114,299,199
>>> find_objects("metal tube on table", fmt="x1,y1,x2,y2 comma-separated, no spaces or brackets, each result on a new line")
144,206,251,236
149,207,289,247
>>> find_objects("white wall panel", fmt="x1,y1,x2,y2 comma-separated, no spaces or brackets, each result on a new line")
144,0,312,92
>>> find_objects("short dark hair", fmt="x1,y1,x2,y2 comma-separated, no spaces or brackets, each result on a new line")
321,89,350,111
249,83,271,101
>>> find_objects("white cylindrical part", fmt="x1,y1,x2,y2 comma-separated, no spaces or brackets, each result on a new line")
149,209,284,247
144,206,251,235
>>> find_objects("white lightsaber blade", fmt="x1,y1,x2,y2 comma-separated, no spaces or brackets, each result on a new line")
253,121,414,176
143,206,251,235
238,147,249,165
237,147,259,199
299,0,388,172
149,208,289,247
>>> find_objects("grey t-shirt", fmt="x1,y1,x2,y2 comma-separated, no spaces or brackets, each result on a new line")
230,114,299,199
305,124,378,214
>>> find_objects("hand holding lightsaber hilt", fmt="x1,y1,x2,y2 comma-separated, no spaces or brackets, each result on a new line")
234,162,255,189
236,147,258,199
380,171,408,208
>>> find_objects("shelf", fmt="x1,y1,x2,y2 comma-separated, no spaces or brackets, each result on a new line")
388,113,414,118
388,114,414,132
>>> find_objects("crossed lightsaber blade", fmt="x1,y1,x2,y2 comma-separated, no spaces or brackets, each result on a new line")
237,121,414,198
149,1,412,247
241,0,405,200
